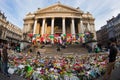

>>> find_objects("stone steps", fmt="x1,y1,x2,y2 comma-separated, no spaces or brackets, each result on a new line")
44,44,88,54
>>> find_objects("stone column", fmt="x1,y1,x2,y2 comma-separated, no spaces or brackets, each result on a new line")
28,24,31,32
62,18,66,34
51,18,55,44
51,18,54,35
93,24,97,40
41,18,46,35
45,22,47,34
23,25,25,33
80,20,83,33
37,23,40,34
87,22,90,31
71,18,75,36
35,22,40,34
33,19,37,34
23,26,25,33
91,24,95,32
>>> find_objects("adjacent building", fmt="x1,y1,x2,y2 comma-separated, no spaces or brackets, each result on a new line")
96,25,109,46
23,3,96,42
114,14,120,45
97,13,120,46
0,11,22,44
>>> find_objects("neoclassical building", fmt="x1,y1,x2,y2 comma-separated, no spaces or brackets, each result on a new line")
23,3,96,41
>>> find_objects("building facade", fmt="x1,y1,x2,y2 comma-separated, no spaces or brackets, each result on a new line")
97,13,120,46
96,25,109,46
23,3,96,42
114,14,120,45
0,11,22,43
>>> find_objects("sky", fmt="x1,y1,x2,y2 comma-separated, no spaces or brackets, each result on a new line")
0,0,120,31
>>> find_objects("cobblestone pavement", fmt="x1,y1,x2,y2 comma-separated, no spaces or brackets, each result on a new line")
97,66,120,80
109,66,120,80
0,72,26,80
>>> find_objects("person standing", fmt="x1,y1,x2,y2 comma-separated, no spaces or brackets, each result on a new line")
56,46,60,52
104,38,118,80
0,50,2,72
94,45,100,53
2,43,10,77
0,42,3,73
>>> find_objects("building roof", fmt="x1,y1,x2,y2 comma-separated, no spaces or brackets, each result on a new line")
35,2,84,14
24,3,94,20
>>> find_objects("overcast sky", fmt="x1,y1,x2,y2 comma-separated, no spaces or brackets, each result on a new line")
0,0,120,31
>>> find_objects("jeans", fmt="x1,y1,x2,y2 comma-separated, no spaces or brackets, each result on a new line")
0,60,2,72
2,62,9,75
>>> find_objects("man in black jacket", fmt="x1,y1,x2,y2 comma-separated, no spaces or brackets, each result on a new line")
0,50,1,72
2,43,10,77
104,38,118,80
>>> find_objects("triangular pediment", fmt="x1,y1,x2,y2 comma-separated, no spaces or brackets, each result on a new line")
36,3,83,14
